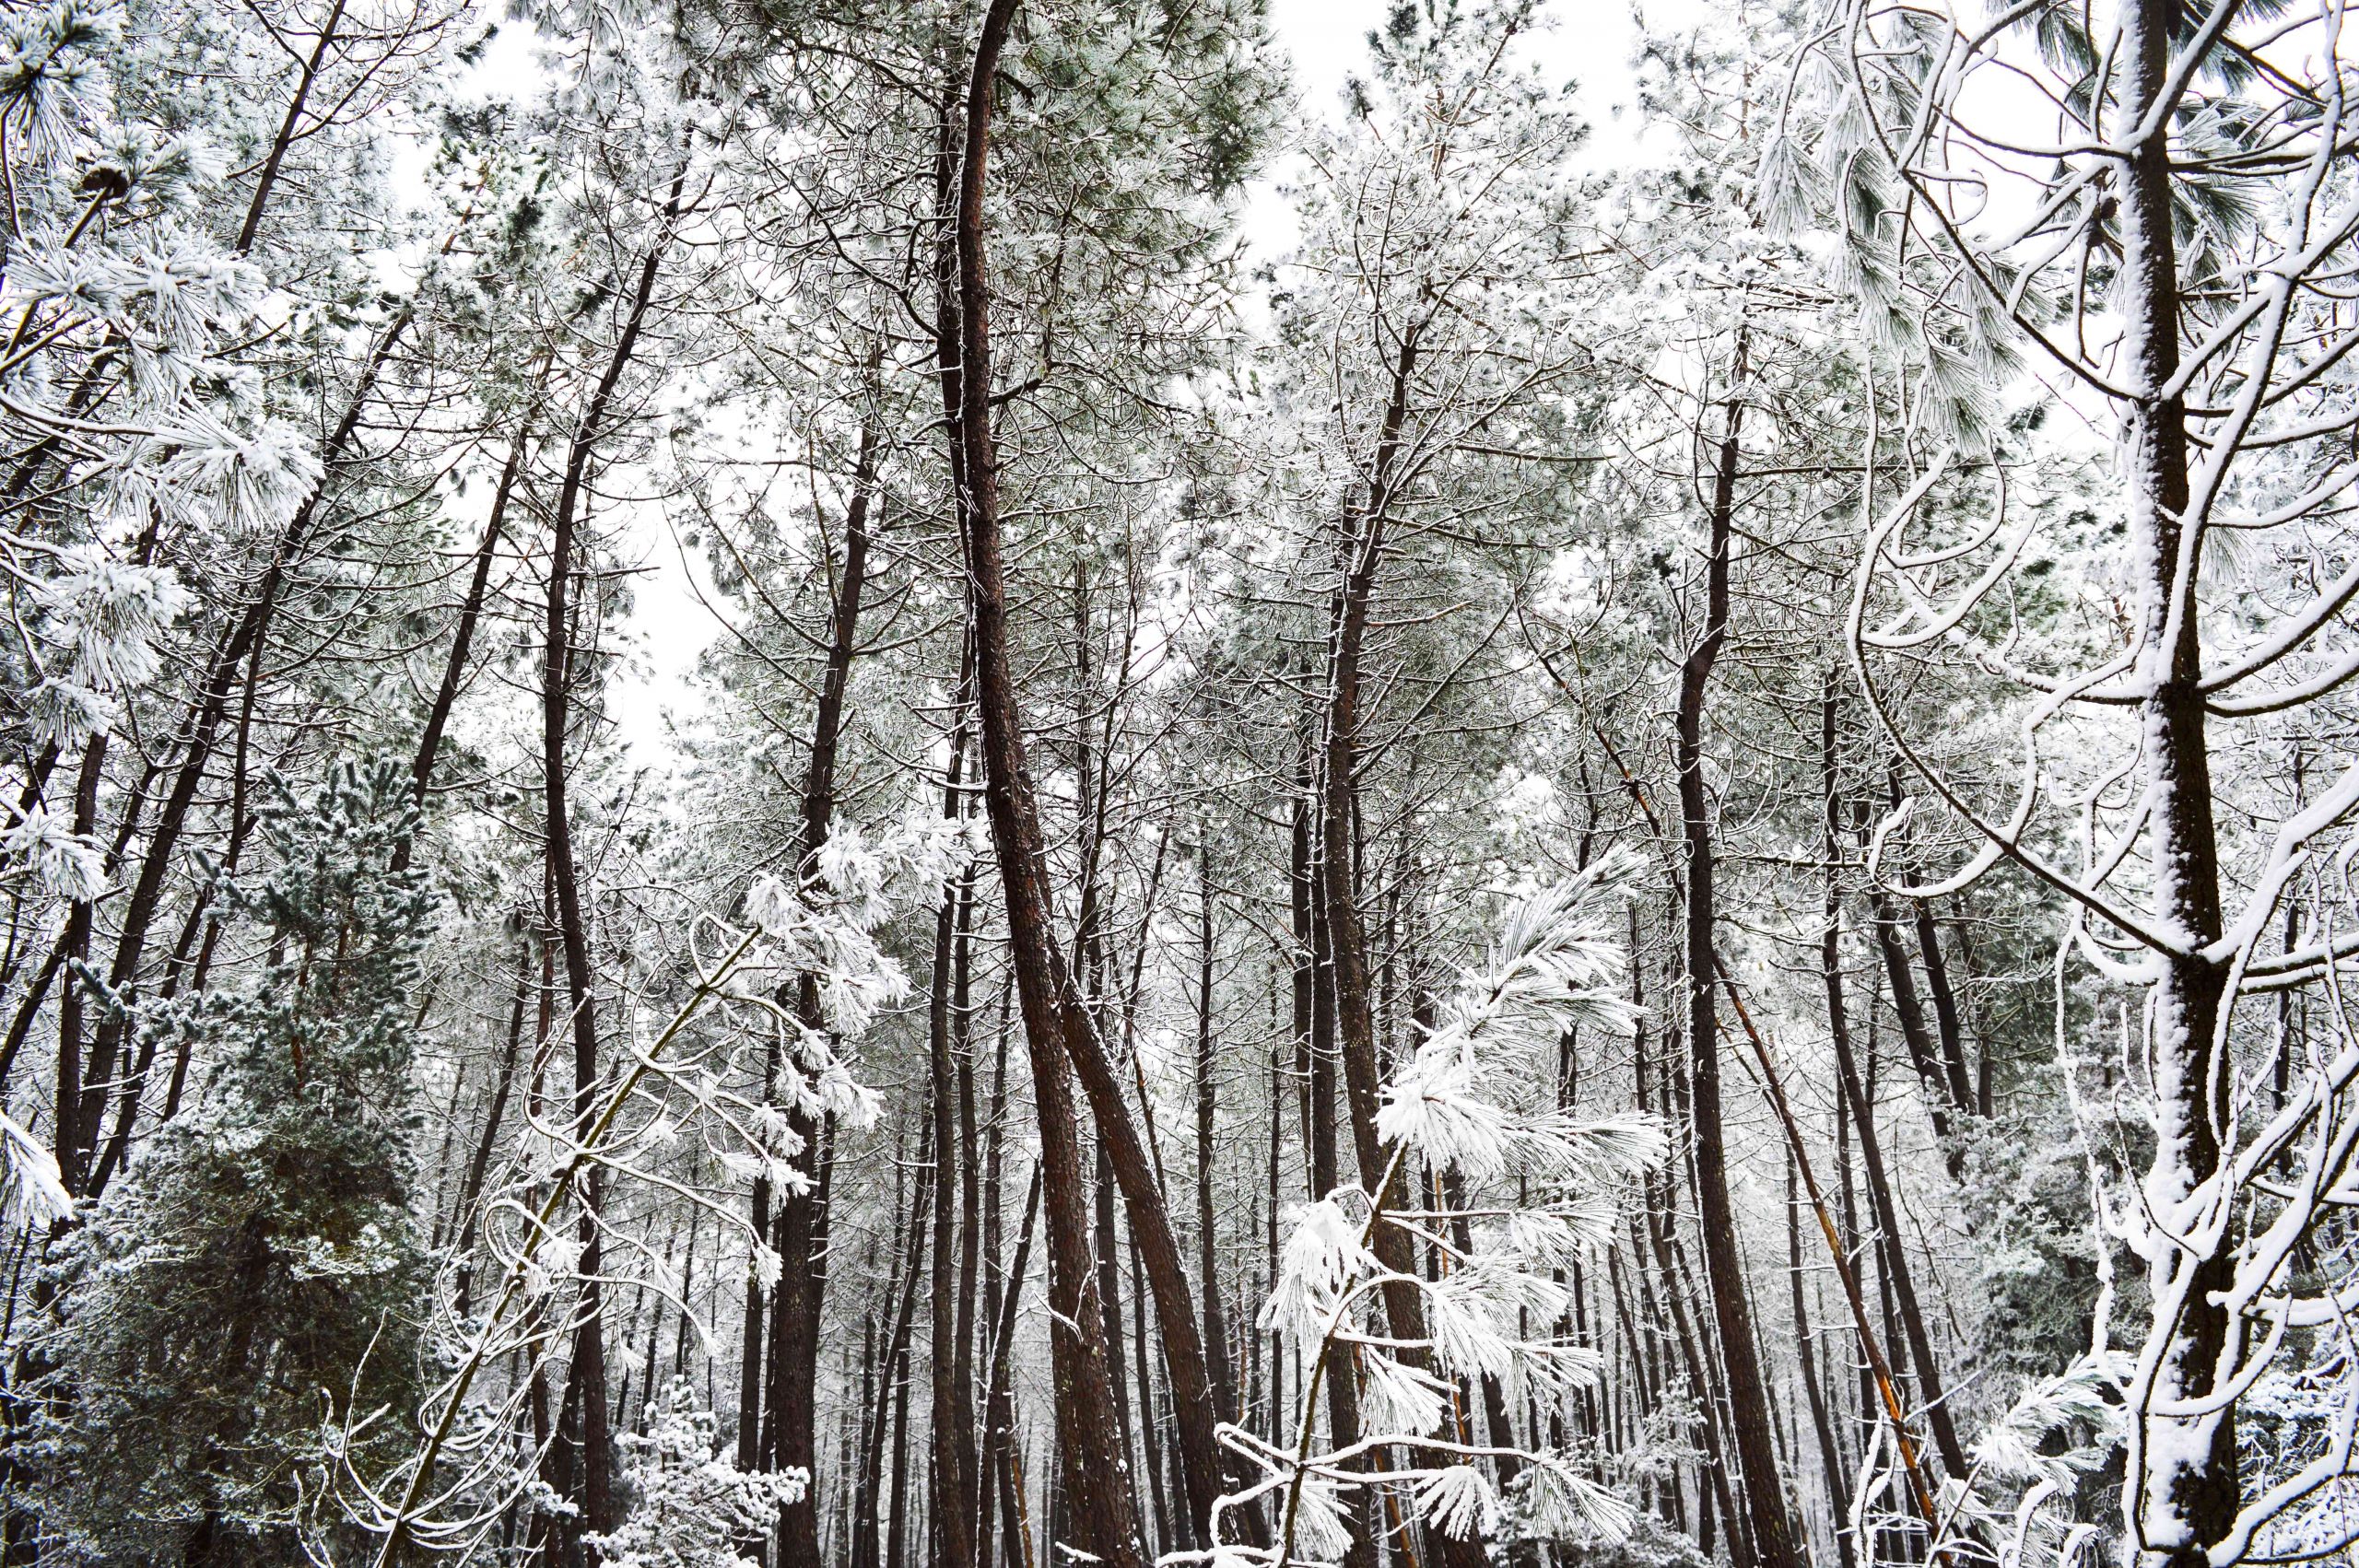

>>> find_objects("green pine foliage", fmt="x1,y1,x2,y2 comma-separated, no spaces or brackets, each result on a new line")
21,760,439,1566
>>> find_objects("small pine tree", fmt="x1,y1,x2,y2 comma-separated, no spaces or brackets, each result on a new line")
22,759,439,1566
588,1381,804,1568
1223,860,1667,1566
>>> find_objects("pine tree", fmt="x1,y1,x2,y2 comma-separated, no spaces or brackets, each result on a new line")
21,759,439,1565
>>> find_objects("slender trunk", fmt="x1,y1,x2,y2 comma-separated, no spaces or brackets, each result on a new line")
860,1148,934,1568
541,166,686,1549
755,392,881,1562
1193,846,1239,1440
1634,1207,1744,1565
955,872,985,1566
1867,888,1967,1165
1820,687,1967,1478
456,930,533,1318
1315,324,1480,1568
1911,897,1974,1113
1673,334,1799,1568
932,770,980,1568
2114,6,2235,1554
406,427,529,818
985,1168,1042,1568
1789,1154,1854,1568
1129,1231,1172,1551
53,737,100,1193
234,0,346,253
945,9,1144,1562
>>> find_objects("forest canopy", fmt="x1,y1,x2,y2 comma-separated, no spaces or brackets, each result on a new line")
0,0,2353,1565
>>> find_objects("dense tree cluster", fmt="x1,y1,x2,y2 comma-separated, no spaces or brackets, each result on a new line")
0,0,2353,1564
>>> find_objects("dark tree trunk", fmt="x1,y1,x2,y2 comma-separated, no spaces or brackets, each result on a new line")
540,163,686,1548
2113,8,2236,1550
984,1168,1041,1568
1193,846,1241,1457
455,930,533,1318
859,1136,933,1568
1788,1154,1854,1568
406,426,530,821
1912,897,1975,1113
753,390,880,1568
67,303,413,1190
931,774,980,1568
1672,333,1799,1568
1866,887,1968,1164
943,7,1144,1563
1819,688,1968,1479
1312,321,1485,1568
1634,1008,1749,1568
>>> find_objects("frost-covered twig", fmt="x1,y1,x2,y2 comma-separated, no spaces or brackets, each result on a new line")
1188,865,1664,1568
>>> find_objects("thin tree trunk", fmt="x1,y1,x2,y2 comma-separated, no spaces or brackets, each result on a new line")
541,163,687,1548
1636,995,1749,1568
1911,897,1974,1114
1820,687,1967,1479
860,1133,934,1568
1193,844,1240,1457
932,756,980,1568
944,8,1144,1562
1867,889,1967,1162
406,425,531,820
757,390,881,1568
1789,1153,1854,1568
985,1167,1041,1568
1316,320,1487,1568
455,930,533,1318
1672,332,1799,1568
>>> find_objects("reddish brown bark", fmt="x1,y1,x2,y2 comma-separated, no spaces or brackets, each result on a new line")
945,6,1145,1563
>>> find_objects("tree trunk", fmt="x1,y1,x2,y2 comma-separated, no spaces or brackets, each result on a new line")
1820,686,1967,1479
944,6,1144,1563
859,1147,934,1568
406,425,531,818
750,391,881,1568
540,164,686,1549
1673,333,1800,1568
455,930,532,1318
1193,846,1241,1457
1789,1153,1854,1568
2115,0,2236,1550
984,1167,1041,1568
1313,321,1486,1568
932,770,980,1568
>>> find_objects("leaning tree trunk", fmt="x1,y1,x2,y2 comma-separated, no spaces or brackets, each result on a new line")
1820,685,1967,1479
746,392,879,1568
540,163,686,1548
1316,320,1490,1568
945,6,1145,1564
1674,333,1801,1568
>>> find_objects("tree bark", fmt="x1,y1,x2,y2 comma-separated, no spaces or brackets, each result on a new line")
1674,333,1801,1568
1193,845,1240,1453
944,6,1145,1563
1789,1153,1855,1568
2115,2,2236,1556
540,162,686,1549
931,752,980,1568
1820,686,1968,1479
745,392,880,1568
406,426,530,818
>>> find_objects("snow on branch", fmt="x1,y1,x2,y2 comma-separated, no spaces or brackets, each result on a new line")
1187,858,1665,1568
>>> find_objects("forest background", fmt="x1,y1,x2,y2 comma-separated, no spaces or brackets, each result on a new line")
0,0,2352,1565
